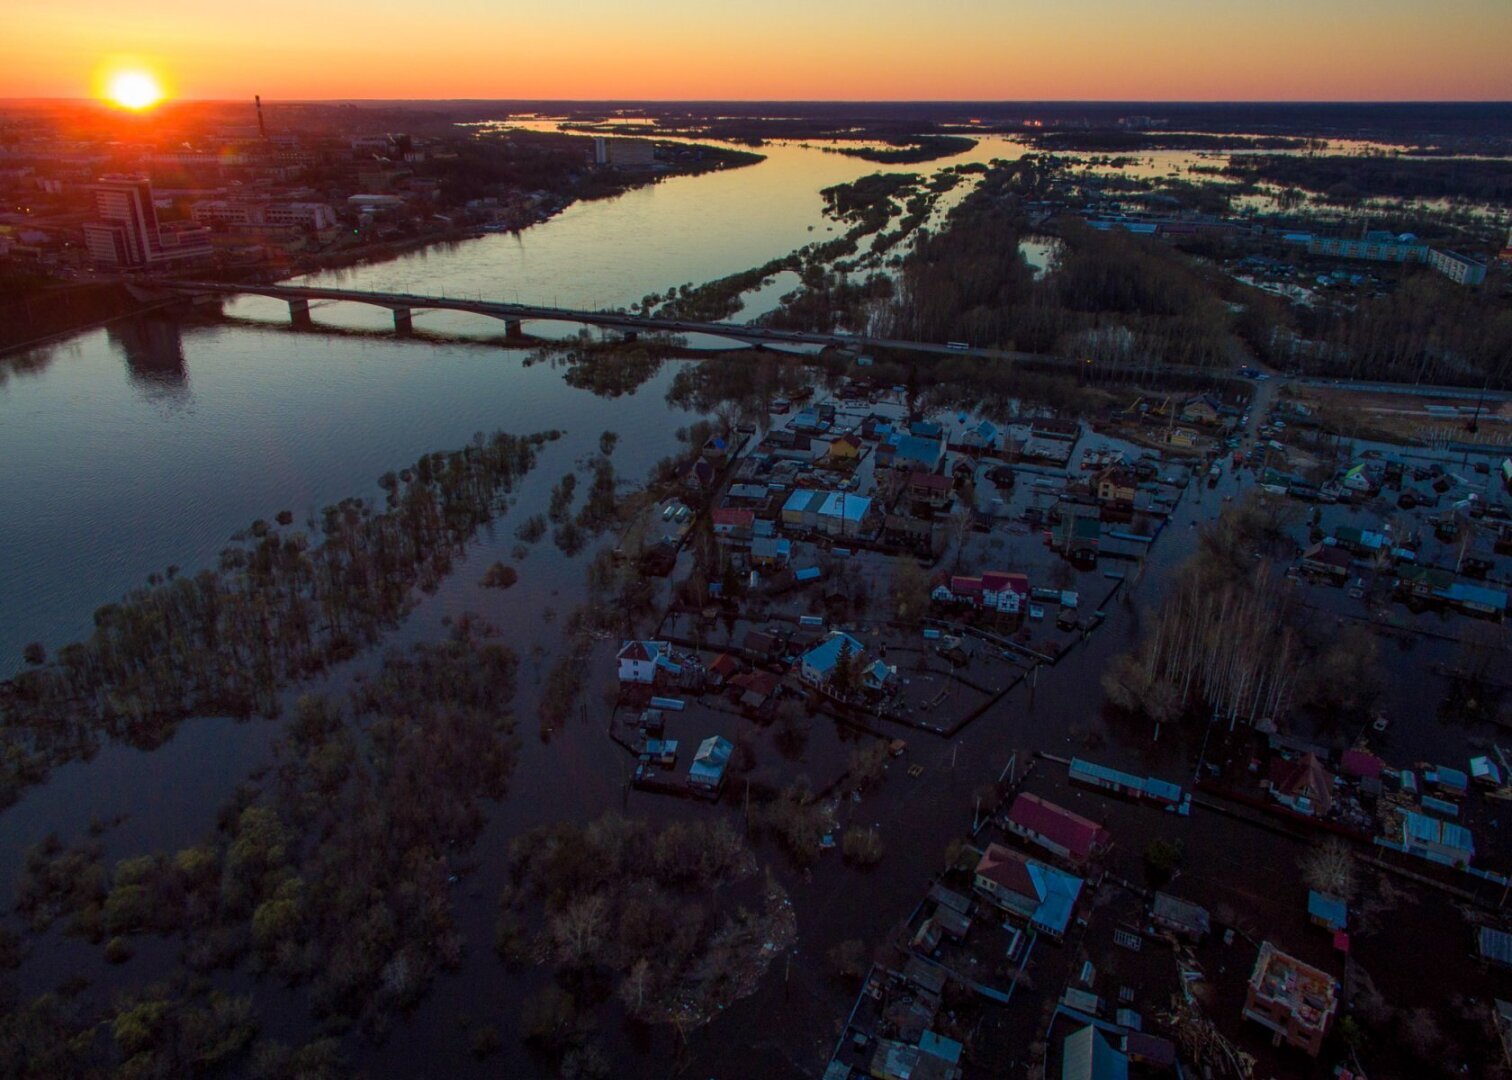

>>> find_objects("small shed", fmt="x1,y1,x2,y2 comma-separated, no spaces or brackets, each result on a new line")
1307,890,1348,931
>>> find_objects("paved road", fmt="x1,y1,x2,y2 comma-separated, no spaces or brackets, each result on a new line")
162,279,1512,405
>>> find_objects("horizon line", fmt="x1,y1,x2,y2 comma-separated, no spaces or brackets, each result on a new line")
5,96,1512,107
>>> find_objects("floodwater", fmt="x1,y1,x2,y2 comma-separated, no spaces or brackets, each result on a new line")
1,130,1034,667
2,125,1506,1078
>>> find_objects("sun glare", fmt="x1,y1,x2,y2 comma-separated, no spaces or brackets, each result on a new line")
106,70,164,110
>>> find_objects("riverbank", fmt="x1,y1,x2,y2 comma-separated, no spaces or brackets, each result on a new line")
0,282,164,355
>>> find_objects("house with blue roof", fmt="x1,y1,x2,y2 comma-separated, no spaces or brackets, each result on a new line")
798,631,866,686
797,631,895,695
688,736,733,791
955,418,999,453
1442,582,1508,619
1402,811,1475,867
878,432,944,472
862,658,897,693
816,491,873,538
750,535,791,568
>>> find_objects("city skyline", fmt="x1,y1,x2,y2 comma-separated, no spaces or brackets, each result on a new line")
5,0,1512,103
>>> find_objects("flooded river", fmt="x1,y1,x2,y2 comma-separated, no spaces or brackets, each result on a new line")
1,123,1502,1078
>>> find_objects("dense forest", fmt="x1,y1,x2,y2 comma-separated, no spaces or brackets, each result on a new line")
1238,271,1512,388
1103,498,1383,729
825,134,977,164
880,159,1232,374
1222,153,1512,204
430,130,760,206
1030,132,1310,153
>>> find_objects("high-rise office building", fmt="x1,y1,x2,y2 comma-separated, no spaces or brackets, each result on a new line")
83,175,211,269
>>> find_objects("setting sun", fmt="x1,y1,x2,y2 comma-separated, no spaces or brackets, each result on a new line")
105,70,164,110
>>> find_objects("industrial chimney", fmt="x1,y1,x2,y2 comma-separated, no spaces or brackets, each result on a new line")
255,95,267,139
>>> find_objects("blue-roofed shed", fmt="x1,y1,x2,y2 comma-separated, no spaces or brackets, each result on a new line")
1471,757,1504,786
1441,582,1508,616
1433,766,1469,794
1070,757,1145,797
1307,890,1348,931
919,1030,963,1065
1142,777,1183,804
1421,795,1459,818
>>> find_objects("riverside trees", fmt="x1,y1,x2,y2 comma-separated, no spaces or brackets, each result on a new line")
2,621,522,1070
0,428,553,808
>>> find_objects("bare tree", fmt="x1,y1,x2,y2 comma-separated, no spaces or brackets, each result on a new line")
1301,838,1357,901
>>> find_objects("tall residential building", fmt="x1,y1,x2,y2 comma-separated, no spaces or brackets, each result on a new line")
1428,248,1488,286
592,137,657,168
1307,231,1427,263
83,175,212,269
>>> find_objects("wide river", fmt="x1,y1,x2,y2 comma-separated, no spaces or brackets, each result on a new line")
0,132,1032,669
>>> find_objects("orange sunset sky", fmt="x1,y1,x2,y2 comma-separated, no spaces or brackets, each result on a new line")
6,0,1511,101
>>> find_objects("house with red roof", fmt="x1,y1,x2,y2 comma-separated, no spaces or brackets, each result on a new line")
907,470,954,509
1268,753,1335,817
1340,748,1384,780
1005,793,1110,865
981,571,1030,615
706,653,741,687
931,570,1028,615
973,843,1083,940
711,507,755,543
617,640,675,685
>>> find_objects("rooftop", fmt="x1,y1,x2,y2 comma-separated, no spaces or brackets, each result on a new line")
1248,941,1339,1033
1006,792,1109,862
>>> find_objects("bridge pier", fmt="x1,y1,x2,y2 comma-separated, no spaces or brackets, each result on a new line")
288,298,311,323
504,318,523,339
622,330,639,343
392,307,413,334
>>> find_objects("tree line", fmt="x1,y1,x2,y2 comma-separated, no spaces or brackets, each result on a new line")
0,429,555,809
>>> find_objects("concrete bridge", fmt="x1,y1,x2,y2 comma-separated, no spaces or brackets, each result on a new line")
159,280,1512,406
160,279,1050,362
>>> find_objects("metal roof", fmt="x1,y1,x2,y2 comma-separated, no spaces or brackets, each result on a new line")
1027,861,1083,936
1152,892,1210,935
1061,1024,1128,1080
1070,757,1145,792
1480,927,1512,968
1307,890,1348,930
1403,811,1475,856
918,1030,963,1065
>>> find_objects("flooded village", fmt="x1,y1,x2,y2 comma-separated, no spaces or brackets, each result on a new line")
2,95,1512,1079
577,358,1512,1079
